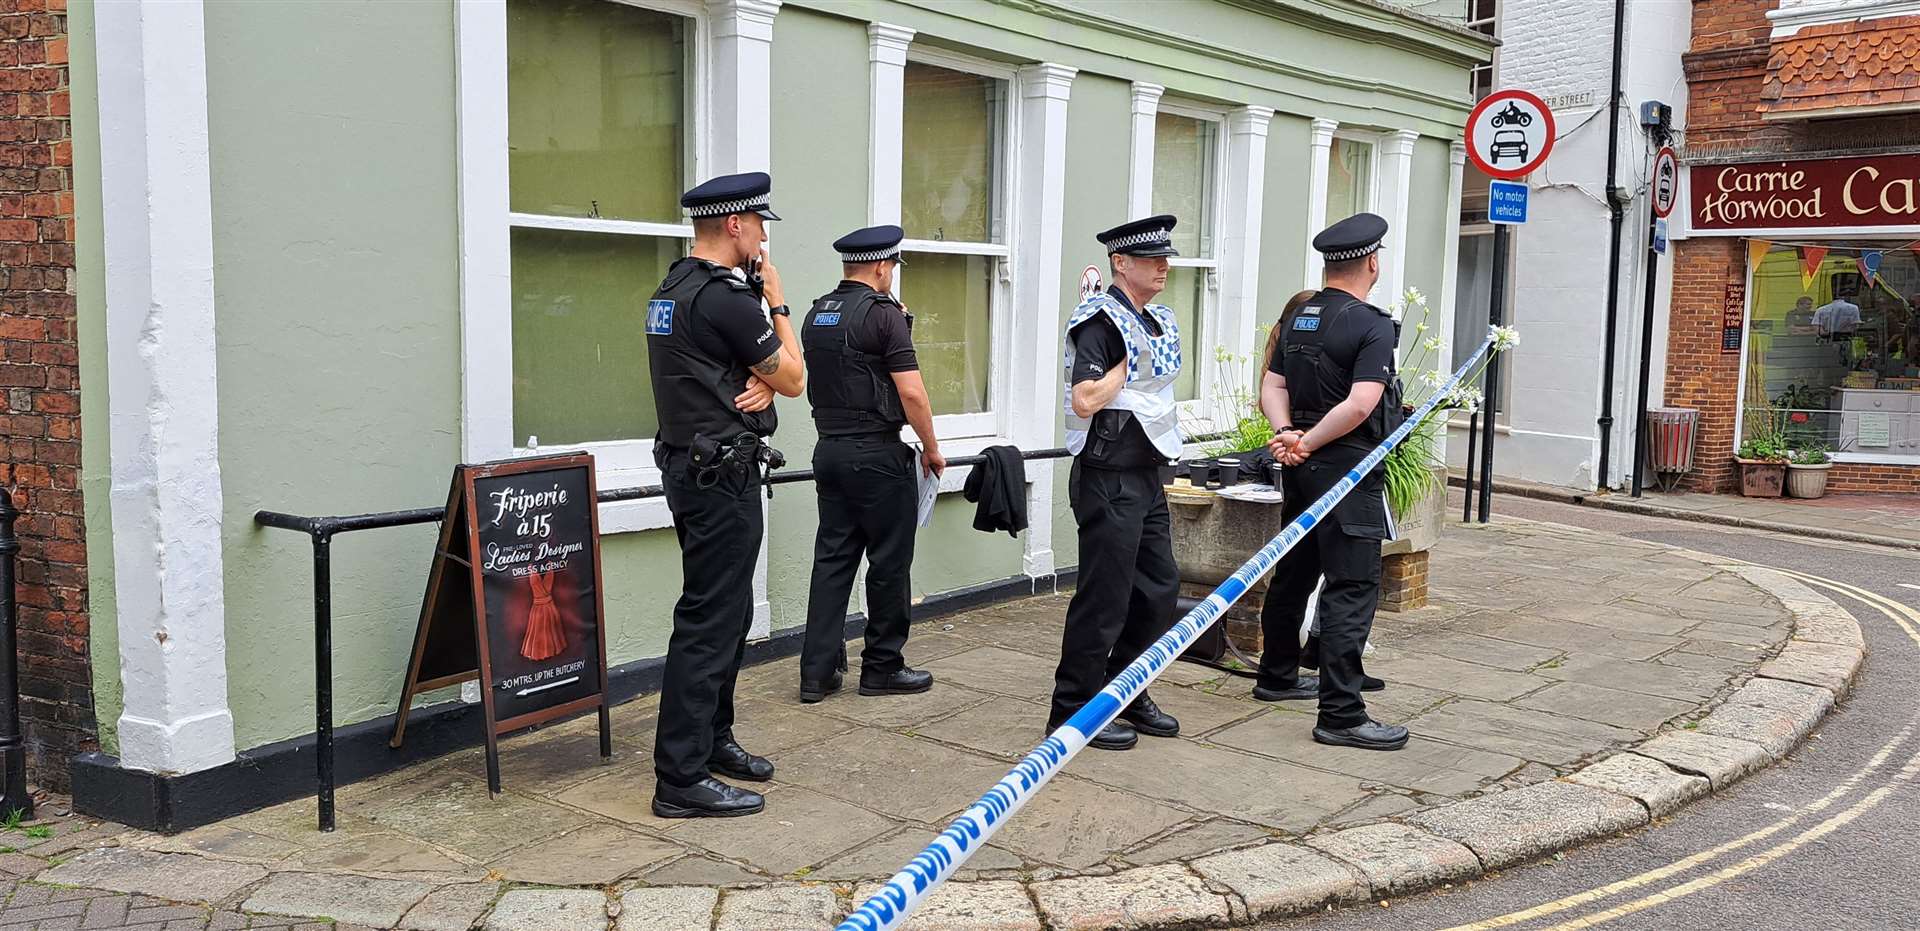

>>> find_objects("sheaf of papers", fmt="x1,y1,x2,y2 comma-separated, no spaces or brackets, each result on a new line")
1214,483,1284,504
916,458,939,526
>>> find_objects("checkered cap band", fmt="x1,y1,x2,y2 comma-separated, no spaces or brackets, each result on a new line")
688,196,772,218
1107,228,1171,249
839,247,902,262
1323,242,1381,262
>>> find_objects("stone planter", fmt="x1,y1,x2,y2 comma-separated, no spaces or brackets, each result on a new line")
1736,458,1786,497
1786,461,1832,499
1168,486,1287,654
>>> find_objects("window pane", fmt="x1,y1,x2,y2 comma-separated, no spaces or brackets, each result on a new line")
511,228,681,444
1160,266,1206,402
1325,138,1373,224
903,63,1001,244
1153,113,1217,257
902,252,992,414
508,0,685,222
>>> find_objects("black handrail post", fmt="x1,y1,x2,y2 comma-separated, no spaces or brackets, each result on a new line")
312,523,336,832
0,488,32,821
1462,411,1479,523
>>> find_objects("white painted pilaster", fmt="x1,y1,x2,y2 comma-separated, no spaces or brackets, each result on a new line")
708,0,780,175
1012,62,1077,579
867,22,915,225
455,0,512,461
1126,82,1164,218
1435,139,1467,460
1379,128,1420,308
1303,117,1338,286
95,0,236,775
1218,106,1273,374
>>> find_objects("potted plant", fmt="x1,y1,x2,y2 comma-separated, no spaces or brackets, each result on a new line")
1734,412,1790,497
1787,444,1832,499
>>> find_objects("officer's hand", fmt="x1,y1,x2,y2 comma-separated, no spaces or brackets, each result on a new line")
922,447,946,479
1287,434,1316,465
735,376,775,412
756,247,786,309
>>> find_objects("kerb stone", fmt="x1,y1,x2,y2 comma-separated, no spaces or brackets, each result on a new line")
401,882,502,931
1304,824,1480,898
1031,864,1232,930
37,848,267,904
1634,731,1772,789
1697,678,1834,757
484,888,609,931
1405,781,1646,869
1567,753,1710,817
241,872,432,927
615,886,719,931
852,880,1040,931
1758,641,1862,697
1190,842,1364,919
715,884,837,931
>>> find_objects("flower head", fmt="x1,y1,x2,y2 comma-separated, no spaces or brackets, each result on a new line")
1490,325,1521,352
1444,384,1484,413
1402,286,1426,309
1419,369,1446,388
1422,335,1443,352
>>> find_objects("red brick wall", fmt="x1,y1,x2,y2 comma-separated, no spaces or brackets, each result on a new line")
1666,238,1744,493
0,0,89,793
1828,464,1920,495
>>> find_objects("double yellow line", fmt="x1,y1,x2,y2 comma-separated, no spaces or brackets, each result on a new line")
1443,566,1918,930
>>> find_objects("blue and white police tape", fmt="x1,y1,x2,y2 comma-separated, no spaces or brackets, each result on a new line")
836,335,1498,931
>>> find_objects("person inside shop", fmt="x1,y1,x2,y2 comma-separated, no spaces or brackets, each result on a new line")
644,171,804,819
1785,296,1818,335
1815,284,1862,342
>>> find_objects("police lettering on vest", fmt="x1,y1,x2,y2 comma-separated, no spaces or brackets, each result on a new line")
1061,289,1184,464
647,257,777,448
803,283,908,437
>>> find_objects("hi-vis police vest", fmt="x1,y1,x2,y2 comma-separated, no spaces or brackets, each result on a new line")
1061,291,1184,462
802,284,907,437
646,257,777,448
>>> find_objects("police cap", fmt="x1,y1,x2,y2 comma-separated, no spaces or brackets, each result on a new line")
1097,215,1179,258
681,171,781,221
833,224,906,264
1312,212,1388,262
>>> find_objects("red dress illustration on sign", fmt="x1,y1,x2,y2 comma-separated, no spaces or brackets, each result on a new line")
520,570,568,661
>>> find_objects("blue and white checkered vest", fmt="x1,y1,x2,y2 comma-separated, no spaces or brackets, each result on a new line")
1062,292,1184,459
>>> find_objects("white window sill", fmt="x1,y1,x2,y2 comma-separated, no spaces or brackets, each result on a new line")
1832,451,1920,466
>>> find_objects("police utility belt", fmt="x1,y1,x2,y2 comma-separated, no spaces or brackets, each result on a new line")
687,431,787,499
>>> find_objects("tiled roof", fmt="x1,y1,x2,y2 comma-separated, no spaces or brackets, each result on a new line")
1760,15,1920,117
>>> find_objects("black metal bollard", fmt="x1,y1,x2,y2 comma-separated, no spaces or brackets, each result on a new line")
0,488,34,820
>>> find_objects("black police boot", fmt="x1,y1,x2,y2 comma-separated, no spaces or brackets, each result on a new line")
652,777,765,818
859,667,934,697
1252,675,1321,702
707,737,774,782
799,669,844,704
1119,692,1180,738
1312,719,1410,751
1362,675,1386,692
1084,719,1138,751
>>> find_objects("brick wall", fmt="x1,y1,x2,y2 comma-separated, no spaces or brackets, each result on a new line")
0,0,89,793
1828,464,1920,495
1665,238,1743,493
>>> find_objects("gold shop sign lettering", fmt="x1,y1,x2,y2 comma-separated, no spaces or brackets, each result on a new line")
1691,153,1920,231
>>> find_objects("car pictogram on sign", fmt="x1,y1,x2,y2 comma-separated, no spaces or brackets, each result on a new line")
1490,129,1529,165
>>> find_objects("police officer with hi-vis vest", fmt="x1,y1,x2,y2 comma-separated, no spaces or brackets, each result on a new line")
796,225,944,703
1253,212,1409,752
1049,216,1186,751
645,172,805,818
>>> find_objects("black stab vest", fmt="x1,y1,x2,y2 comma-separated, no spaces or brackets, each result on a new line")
802,284,907,437
646,257,777,447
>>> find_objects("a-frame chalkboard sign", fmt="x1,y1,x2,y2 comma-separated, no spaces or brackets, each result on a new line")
392,452,612,794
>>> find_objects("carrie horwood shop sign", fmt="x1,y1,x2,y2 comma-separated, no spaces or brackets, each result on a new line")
1691,153,1920,231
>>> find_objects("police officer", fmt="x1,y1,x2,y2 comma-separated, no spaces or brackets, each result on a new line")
1049,216,1185,751
1251,212,1409,752
646,172,806,817
797,225,944,702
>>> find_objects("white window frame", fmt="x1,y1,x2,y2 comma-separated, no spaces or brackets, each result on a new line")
1328,128,1383,220
892,46,1021,452
1151,99,1229,422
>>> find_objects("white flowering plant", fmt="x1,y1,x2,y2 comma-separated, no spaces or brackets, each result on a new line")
1383,289,1517,518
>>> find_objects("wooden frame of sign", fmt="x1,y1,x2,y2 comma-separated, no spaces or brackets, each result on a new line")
391,452,612,795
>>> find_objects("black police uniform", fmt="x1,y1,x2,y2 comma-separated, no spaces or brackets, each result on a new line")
798,225,932,700
646,172,785,812
1256,213,1406,742
1049,216,1184,750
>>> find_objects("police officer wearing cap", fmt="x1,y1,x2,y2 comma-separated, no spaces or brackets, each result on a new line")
1251,212,1409,752
1049,216,1185,751
646,172,805,817
796,226,943,703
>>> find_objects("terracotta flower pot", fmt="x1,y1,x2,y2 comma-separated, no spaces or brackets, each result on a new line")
1735,458,1786,498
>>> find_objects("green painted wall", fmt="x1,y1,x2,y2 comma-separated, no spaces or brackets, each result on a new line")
1258,113,1315,337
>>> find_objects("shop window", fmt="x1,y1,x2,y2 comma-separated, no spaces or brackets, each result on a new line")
1152,110,1221,402
1325,136,1375,224
506,0,691,446
1743,241,1920,460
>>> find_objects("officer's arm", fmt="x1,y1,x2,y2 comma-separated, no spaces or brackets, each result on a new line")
1071,364,1126,419
1296,381,1385,456
749,322,805,398
1259,370,1292,431
1068,320,1127,418
889,369,942,472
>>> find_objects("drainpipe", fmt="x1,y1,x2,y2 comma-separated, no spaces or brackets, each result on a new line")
1594,0,1628,490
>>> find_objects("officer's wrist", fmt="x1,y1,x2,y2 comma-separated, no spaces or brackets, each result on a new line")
767,303,791,319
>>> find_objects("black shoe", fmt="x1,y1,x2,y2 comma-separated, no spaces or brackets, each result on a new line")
1085,719,1138,751
1119,693,1180,738
1312,719,1410,751
707,738,774,782
799,670,844,704
1252,676,1321,702
859,667,933,696
1362,675,1386,692
1300,635,1322,670
652,777,765,818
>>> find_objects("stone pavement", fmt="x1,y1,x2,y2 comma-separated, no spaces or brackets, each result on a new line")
2,518,1849,930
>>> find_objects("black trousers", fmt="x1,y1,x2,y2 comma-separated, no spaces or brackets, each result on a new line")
1257,455,1388,730
801,435,919,683
1049,460,1180,728
653,444,763,787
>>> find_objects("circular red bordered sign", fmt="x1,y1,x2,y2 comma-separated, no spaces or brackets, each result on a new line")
1652,145,1679,219
1465,89,1557,180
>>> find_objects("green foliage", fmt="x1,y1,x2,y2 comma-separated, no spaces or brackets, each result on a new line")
1737,435,1789,462
1739,406,1790,462
1385,419,1442,518
23,826,50,840
1206,413,1276,457
1791,444,1830,466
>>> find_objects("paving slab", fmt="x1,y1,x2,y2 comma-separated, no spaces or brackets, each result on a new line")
801,682,996,731
1757,640,1863,696
1697,678,1835,757
1568,753,1711,817
1305,823,1480,898
636,855,769,887
240,872,432,928
1211,713,1524,797
1535,653,1729,702
287,832,479,878
399,881,502,931
921,646,1059,700
1469,617,1682,662
1361,651,1545,702
489,823,682,886
1514,681,1697,732
142,823,310,864
1373,631,1563,672
812,828,1023,882
1144,684,1267,736
1068,740,1370,832
1532,600,1699,637
1406,700,1640,766
853,880,1041,931
990,776,1190,870
357,770,594,861
552,763,684,829
37,849,267,905
664,784,894,876
484,888,609,931
915,696,1055,760
774,729,1011,824
1031,864,1232,931
614,886,718,931
1685,619,1790,647
1120,819,1273,867
1325,793,1423,828
725,698,864,756
713,884,837,931
1190,842,1365,919
1406,780,1647,869
1633,730,1774,789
